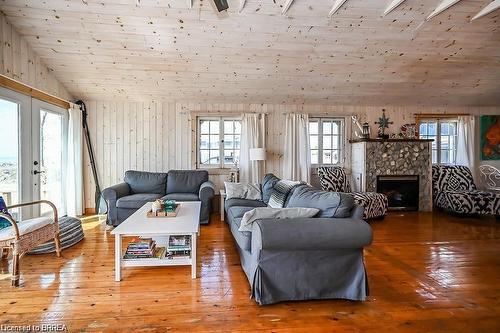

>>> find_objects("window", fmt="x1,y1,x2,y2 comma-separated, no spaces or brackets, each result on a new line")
198,117,241,168
419,119,458,164
309,118,344,166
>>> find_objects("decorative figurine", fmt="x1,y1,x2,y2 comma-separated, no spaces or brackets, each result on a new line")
362,122,371,139
351,115,363,138
151,199,162,213
401,123,416,139
375,109,393,139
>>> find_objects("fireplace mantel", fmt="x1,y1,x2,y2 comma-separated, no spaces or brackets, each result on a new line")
350,140,433,211
349,138,433,143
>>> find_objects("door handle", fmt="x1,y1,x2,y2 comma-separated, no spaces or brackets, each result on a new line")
33,170,45,175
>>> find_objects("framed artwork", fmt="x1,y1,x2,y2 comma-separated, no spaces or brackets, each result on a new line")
480,115,500,160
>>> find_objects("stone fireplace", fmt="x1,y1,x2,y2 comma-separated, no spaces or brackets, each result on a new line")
350,139,433,211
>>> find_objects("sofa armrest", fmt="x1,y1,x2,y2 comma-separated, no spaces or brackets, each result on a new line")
252,217,372,252
351,205,365,220
199,181,215,201
102,183,130,226
102,183,130,201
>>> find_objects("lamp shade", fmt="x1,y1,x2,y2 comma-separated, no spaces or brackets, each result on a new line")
249,148,266,161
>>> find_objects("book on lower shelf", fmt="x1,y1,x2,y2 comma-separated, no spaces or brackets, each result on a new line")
124,237,166,259
167,235,191,251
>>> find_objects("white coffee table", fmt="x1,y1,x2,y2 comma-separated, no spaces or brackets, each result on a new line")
110,201,201,281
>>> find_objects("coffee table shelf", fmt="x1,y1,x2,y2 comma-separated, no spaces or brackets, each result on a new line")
122,257,192,267
111,201,201,281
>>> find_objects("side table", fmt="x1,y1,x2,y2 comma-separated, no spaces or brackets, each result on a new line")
220,190,226,221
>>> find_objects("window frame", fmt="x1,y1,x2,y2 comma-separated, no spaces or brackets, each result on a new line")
418,118,458,165
196,116,241,169
309,117,345,167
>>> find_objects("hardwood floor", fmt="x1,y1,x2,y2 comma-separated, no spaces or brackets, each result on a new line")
1,212,499,332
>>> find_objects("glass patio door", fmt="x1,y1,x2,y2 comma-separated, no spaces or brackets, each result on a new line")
0,87,32,219
0,88,68,219
32,100,68,217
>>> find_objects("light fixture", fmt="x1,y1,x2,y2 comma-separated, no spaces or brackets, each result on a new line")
249,148,266,161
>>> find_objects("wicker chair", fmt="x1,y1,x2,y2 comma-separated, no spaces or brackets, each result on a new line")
0,200,61,286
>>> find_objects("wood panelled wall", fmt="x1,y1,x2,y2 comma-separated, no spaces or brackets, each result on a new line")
83,101,500,209
0,15,71,101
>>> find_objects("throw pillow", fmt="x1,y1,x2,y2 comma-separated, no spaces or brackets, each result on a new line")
239,207,320,232
268,180,304,208
224,182,262,201
261,173,281,204
0,196,13,230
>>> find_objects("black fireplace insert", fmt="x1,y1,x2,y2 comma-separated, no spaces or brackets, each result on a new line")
376,175,419,211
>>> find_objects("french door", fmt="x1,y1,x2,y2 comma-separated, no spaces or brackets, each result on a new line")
0,87,68,219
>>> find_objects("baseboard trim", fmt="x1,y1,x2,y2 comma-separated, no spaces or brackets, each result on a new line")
85,208,96,215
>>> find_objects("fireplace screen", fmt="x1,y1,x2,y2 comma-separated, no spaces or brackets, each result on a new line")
376,175,419,211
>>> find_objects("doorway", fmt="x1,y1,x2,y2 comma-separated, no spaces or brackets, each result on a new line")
0,87,68,219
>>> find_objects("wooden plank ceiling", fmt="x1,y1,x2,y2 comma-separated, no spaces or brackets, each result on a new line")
1,0,499,106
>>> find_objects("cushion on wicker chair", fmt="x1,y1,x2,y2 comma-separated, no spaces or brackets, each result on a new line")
0,216,53,241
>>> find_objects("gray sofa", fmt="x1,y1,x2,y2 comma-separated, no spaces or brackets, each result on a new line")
102,170,215,226
225,173,373,305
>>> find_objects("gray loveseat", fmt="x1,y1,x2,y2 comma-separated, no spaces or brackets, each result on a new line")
225,173,373,305
102,170,215,226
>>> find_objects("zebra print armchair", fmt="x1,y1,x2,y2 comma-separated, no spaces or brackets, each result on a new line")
317,167,388,220
432,165,500,216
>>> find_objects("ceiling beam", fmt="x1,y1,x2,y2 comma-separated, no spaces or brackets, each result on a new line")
471,0,500,21
382,0,407,17
239,0,247,13
328,0,349,17
281,0,295,15
426,0,463,21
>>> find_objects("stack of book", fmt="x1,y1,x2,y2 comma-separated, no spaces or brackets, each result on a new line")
166,235,191,259
124,238,166,259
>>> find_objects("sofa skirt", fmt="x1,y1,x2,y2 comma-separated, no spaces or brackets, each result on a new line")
237,245,369,305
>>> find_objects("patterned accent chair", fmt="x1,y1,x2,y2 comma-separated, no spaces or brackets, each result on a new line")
432,165,500,216
317,167,388,220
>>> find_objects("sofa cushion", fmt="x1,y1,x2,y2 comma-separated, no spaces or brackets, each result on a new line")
227,206,256,221
167,170,208,194
116,193,163,209
229,218,251,251
225,198,267,211
261,174,281,204
286,185,354,218
162,193,199,201
124,170,167,195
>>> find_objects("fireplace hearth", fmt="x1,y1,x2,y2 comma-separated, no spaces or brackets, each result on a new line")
377,175,419,211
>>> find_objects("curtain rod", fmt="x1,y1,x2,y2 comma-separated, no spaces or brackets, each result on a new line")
414,113,470,117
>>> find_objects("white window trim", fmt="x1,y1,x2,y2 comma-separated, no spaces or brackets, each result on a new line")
419,118,458,165
196,116,241,169
309,117,346,168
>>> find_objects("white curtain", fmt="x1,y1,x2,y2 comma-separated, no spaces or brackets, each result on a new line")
283,114,311,182
240,113,266,183
66,104,84,216
456,115,475,173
